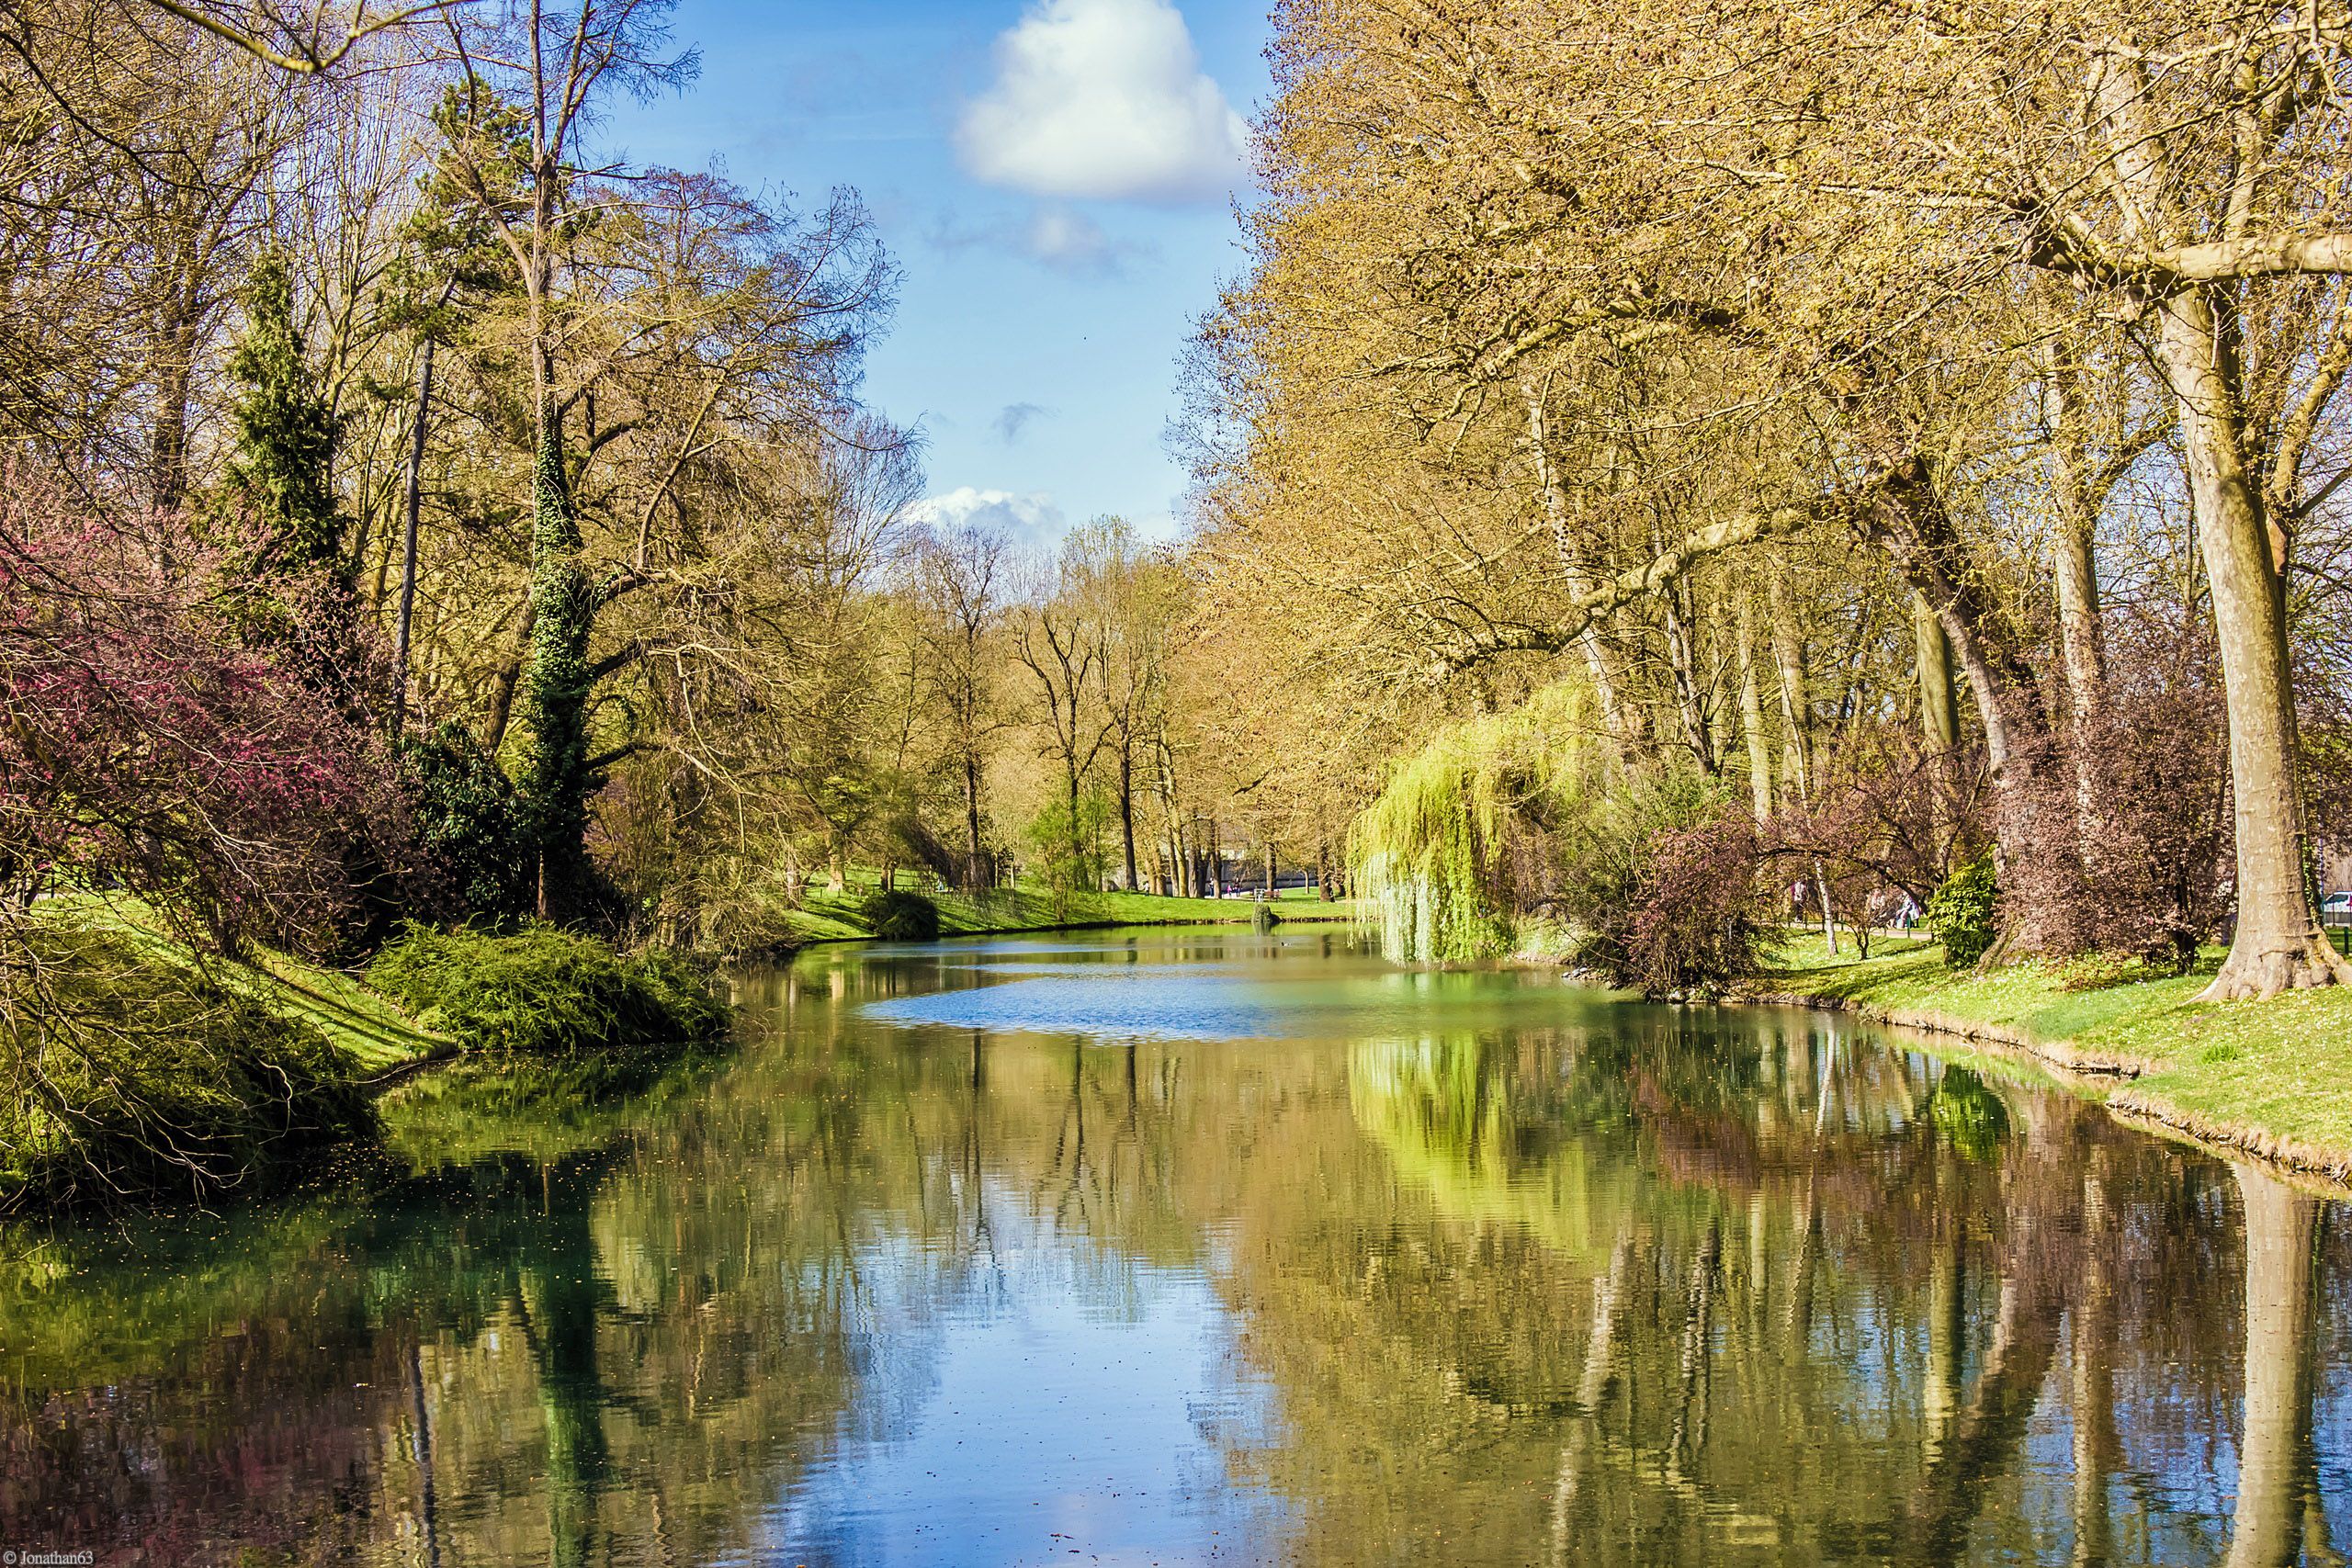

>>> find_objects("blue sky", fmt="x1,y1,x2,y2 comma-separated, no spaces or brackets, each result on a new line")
603,0,1272,547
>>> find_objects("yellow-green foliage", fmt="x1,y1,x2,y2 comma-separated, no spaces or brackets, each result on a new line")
1349,683,1592,961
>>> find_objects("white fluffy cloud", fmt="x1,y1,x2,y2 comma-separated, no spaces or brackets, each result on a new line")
956,0,1248,204
908,486,1069,548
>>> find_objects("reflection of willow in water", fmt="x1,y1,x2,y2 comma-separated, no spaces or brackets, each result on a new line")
3,947,2346,1568
1217,1020,2332,1566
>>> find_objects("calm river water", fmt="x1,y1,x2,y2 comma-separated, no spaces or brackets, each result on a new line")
6,927,2352,1565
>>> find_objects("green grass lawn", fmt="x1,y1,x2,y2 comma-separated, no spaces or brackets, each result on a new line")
775,871,1361,943
1758,931,2352,1167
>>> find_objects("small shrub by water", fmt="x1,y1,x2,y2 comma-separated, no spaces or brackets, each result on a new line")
864,889,942,941
1554,770,1771,994
367,925,729,1059
1928,856,1999,968
0,925,370,1210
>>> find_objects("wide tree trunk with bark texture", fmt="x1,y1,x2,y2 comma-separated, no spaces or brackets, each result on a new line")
2158,294,2351,997
1914,592,1959,863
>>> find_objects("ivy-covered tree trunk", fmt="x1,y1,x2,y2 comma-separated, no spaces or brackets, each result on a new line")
518,426,594,919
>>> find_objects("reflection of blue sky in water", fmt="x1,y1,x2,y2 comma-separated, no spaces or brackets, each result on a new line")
860,941,1616,1044
755,1206,1284,1568
864,974,1299,1042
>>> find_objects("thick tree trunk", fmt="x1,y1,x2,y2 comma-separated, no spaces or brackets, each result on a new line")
1914,591,1959,757
1868,459,2081,953
2046,372,2111,852
1063,755,1084,888
149,310,200,515
1914,591,1959,863
518,423,594,920
2158,296,2351,997
964,750,985,892
2052,501,2107,719
2224,1165,2320,1568
1118,740,1139,891
2044,353,2111,723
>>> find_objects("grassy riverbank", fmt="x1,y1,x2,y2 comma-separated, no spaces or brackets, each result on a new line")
772,874,1358,943
32,897,450,1072
4,904,726,1209
1757,934,2352,1176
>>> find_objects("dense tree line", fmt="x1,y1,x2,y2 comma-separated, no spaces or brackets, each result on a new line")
0,4,1332,1206
1186,0,2352,997
0,1,1310,990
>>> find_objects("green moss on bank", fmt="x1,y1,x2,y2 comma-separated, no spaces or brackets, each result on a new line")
6,904,728,1211
1759,934,2352,1168
368,925,729,1059
38,895,447,1074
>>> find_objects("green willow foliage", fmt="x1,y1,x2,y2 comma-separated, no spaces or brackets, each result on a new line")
1350,683,1593,961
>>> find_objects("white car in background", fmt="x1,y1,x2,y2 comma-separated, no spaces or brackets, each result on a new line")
2324,891,2352,923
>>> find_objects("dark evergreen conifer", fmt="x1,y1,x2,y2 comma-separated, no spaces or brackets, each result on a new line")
224,249,345,579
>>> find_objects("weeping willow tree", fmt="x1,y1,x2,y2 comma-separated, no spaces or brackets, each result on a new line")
1349,683,1596,960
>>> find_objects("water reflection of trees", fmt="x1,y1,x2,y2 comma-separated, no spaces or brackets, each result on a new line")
0,949,1250,1565
1209,1019,2338,1566
0,1032,887,1562
2,950,2346,1567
